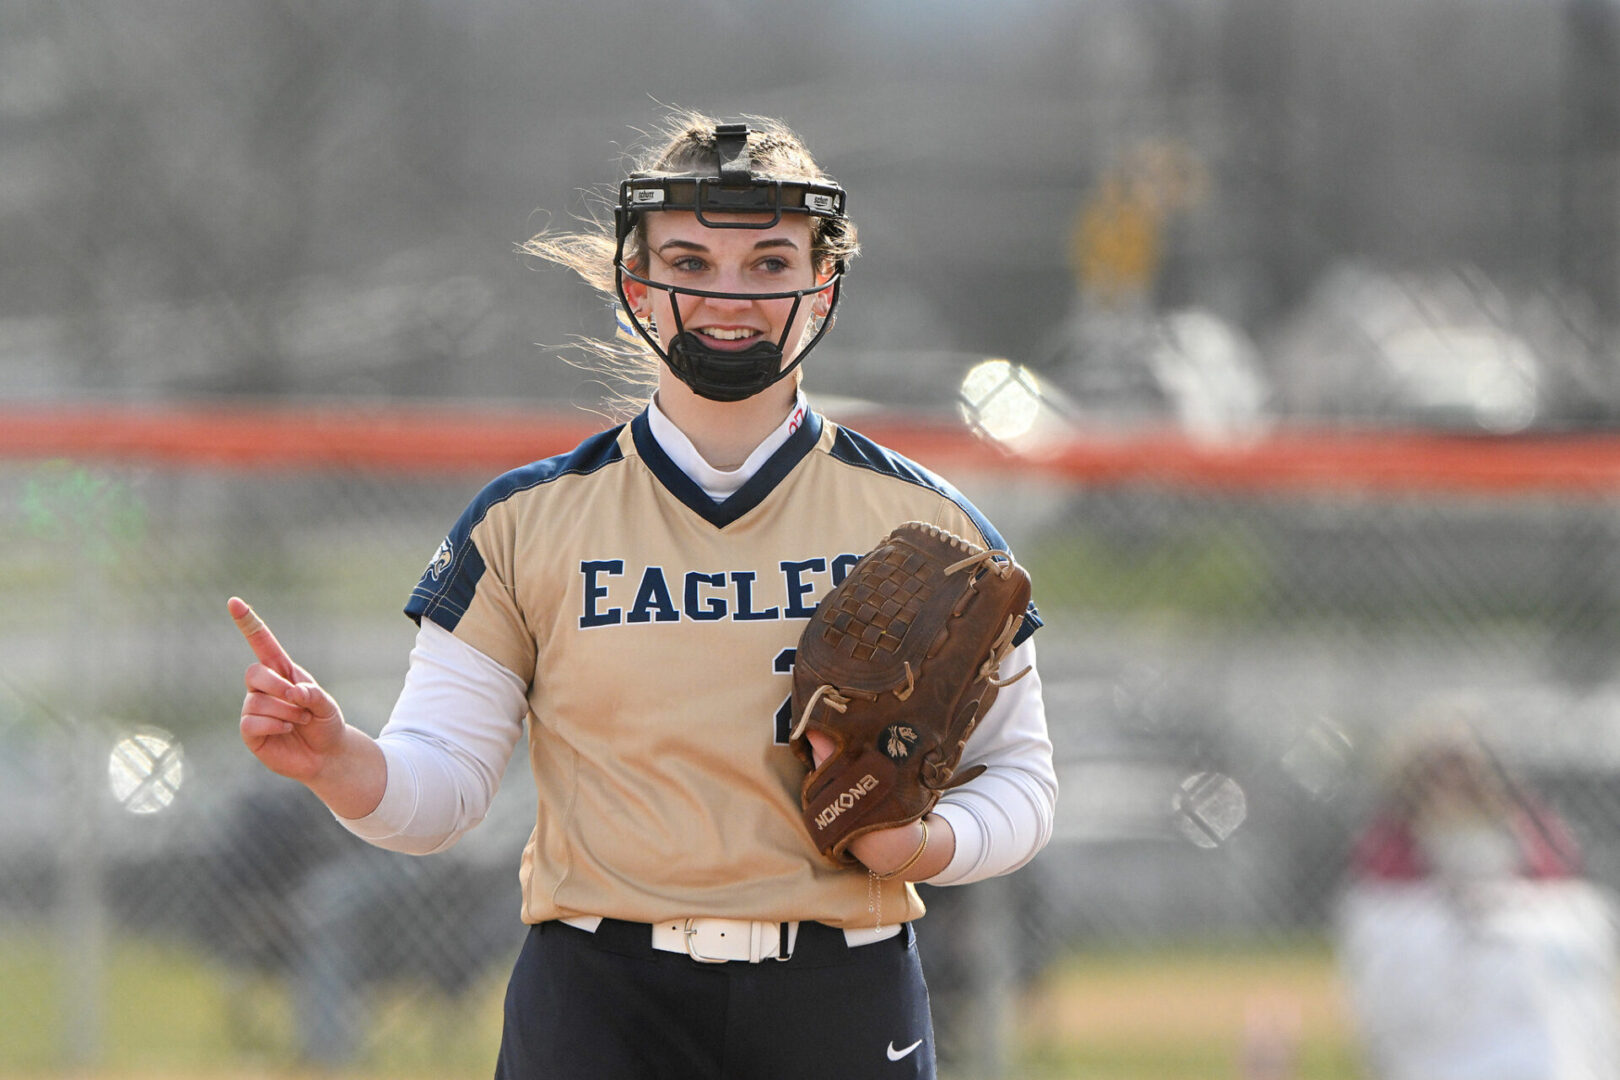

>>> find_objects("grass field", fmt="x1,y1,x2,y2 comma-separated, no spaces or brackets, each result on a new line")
0,932,1365,1079
1016,942,1363,1078
0,932,506,1080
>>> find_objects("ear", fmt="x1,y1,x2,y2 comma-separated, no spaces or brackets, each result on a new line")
812,283,837,318
620,276,649,317
811,262,837,317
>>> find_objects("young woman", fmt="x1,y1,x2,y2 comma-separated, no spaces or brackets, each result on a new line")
231,111,1057,1080
1336,725,1614,1077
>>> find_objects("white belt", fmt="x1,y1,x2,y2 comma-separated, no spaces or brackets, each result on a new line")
560,915,901,963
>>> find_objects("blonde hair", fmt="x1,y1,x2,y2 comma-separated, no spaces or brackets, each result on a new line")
522,110,859,410
1374,701,1512,825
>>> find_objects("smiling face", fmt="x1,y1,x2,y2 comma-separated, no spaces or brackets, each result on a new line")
624,210,833,371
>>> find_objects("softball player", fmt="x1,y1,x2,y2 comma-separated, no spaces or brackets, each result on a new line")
232,111,1057,1080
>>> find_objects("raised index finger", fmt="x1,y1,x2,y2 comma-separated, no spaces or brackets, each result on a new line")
227,596,295,681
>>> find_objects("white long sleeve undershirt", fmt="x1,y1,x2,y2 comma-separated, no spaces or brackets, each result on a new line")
336,393,1058,885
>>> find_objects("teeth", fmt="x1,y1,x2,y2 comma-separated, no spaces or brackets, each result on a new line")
701,327,758,341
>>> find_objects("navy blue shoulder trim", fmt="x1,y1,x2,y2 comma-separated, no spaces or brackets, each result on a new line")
829,424,1043,645
828,424,1006,546
631,407,823,528
405,424,626,629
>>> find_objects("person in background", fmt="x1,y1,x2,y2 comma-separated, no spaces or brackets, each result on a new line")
1336,718,1616,1080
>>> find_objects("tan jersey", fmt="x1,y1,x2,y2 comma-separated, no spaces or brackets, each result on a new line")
406,407,1039,929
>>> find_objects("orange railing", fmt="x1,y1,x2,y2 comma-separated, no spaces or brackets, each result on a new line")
6,401,1620,494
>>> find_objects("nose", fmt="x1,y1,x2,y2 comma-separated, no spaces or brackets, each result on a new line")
699,296,753,320
705,267,758,301
684,280,755,322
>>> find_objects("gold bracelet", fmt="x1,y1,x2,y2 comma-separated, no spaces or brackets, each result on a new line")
873,817,930,881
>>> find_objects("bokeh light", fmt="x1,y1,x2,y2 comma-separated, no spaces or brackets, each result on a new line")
958,358,1043,444
107,726,184,814
1171,771,1247,848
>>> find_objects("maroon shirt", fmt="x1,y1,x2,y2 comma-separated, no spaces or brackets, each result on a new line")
1350,803,1582,882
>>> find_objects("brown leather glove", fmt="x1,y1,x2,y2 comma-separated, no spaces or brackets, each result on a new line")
790,521,1033,864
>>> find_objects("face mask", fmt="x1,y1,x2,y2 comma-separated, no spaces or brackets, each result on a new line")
1417,822,1519,882
612,124,849,403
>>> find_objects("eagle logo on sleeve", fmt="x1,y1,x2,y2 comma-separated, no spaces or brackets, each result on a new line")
427,538,454,581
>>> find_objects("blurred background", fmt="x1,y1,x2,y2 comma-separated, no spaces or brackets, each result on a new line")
4,0,1620,1077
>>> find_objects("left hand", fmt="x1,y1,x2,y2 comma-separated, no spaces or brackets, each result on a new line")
805,731,955,880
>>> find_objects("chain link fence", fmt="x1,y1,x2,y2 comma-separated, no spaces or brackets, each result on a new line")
5,434,1620,1076
6,0,1620,1074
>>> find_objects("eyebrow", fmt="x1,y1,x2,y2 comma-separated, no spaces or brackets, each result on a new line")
656,237,802,254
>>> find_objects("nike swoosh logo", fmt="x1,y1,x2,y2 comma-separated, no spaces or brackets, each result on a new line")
886,1039,923,1061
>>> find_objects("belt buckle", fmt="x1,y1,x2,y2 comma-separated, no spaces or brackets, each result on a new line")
682,917,733,964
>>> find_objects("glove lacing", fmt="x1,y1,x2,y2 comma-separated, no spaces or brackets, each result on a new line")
790,683,850,742
944,547,1032,688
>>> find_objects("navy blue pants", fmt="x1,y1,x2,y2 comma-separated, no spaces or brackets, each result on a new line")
494,919,936,1079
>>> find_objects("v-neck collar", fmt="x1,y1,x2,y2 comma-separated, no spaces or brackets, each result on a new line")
630,406,823,529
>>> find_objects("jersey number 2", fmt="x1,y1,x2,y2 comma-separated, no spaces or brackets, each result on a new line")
773,647,796,744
